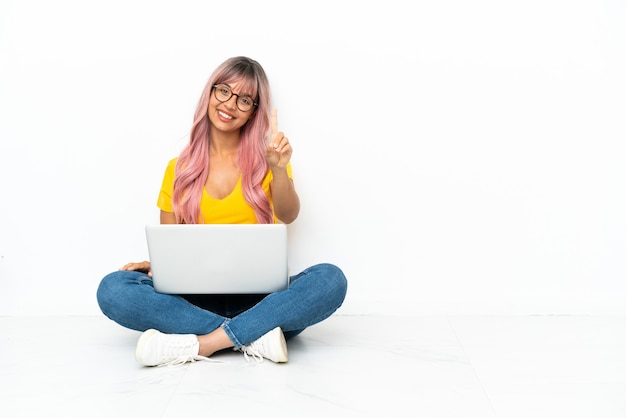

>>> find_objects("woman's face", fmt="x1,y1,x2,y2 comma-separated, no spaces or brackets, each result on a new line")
207,81,256,133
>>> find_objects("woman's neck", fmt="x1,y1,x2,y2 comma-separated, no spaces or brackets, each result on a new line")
210,129,240,157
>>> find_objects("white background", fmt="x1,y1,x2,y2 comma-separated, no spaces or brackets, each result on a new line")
0,0,624,316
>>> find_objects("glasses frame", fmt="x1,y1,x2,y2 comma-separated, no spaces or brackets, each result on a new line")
212,84,258,112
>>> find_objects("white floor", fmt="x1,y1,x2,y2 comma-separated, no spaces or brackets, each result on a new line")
1,314,625,418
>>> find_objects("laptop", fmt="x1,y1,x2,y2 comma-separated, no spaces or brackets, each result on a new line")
145,224,289,294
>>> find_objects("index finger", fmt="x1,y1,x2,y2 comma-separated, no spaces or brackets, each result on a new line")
271,108,278,136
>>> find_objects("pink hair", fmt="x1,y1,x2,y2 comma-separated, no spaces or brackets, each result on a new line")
172,57,273,224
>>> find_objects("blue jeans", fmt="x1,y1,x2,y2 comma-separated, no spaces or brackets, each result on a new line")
96,263,347,348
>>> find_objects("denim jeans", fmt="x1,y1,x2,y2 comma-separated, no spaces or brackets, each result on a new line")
96,263,347,348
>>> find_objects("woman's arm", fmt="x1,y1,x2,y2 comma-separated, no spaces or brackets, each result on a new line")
266,109,300,224
270,167,300,224
160,210,177,224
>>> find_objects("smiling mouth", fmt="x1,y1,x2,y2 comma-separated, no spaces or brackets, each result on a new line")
218,110,234,120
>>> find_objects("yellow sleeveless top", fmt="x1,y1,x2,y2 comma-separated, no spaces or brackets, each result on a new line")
156,157,293,224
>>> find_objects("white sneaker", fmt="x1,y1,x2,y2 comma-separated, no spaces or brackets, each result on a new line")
135,329,209,367
240,327,288,363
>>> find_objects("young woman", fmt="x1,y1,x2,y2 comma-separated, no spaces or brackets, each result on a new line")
96,56,347,366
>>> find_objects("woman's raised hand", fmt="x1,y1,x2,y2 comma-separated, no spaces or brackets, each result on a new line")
265,108,292,169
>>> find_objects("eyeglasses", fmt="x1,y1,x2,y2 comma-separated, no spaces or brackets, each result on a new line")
212,84,258,112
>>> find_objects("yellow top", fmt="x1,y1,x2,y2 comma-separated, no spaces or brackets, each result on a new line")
157,157,293,224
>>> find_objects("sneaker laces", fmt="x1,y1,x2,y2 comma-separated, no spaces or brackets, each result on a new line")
159,353,216,367
241,342,265,363
152,333,220,367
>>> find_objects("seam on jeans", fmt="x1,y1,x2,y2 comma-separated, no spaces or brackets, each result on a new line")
220,321,242,349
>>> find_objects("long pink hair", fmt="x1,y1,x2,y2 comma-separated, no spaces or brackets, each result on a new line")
172,57,273,224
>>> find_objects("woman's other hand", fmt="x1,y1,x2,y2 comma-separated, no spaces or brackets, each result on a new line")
119,261,152,277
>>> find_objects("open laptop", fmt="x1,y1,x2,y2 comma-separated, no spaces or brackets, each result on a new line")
145,224,289,294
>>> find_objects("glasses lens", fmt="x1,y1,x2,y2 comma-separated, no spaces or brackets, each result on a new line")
237,96,254,112
214,85,232,102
